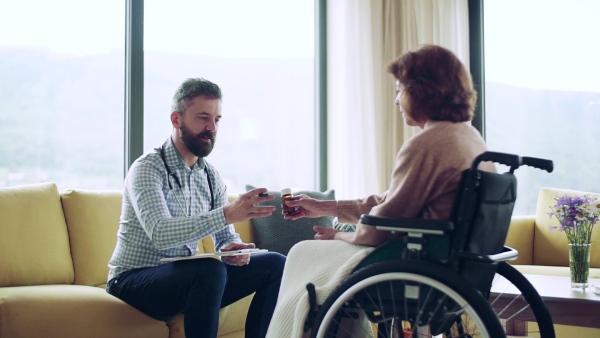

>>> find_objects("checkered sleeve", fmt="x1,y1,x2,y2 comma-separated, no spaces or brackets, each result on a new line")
126,158,229,249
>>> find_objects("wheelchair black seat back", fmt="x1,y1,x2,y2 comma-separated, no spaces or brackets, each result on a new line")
453,154,518,257
452,152,553,300
307,152,555,338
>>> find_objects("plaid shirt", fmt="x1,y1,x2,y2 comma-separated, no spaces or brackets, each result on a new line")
108,138,241,281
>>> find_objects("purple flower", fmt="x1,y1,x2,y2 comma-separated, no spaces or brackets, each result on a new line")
548,194,600,245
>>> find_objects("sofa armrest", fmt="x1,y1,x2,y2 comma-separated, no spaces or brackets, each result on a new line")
505,215,535,265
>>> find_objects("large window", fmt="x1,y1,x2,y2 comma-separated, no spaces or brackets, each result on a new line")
0,0,125,189
483,0,600,215
143,0,316,194
0,1,317,193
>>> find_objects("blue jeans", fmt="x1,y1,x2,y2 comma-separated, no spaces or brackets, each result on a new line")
106,252,285,338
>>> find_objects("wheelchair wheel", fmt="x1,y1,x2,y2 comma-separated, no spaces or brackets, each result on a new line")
489,262,555,338
310,259,505,338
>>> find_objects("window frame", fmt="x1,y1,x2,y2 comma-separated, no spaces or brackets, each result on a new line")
124,0,326,190
468,0,485,137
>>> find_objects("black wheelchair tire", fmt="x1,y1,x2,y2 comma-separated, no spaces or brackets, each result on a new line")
310,259,506,338
494,262,555,338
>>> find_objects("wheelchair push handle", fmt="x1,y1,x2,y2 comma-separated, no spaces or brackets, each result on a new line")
521,156,553,173
471,151,553,173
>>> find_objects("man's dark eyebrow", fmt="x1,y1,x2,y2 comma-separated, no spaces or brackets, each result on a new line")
192,112,212,117
194,112,222,119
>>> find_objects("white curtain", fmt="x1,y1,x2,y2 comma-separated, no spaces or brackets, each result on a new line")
327,0,469,199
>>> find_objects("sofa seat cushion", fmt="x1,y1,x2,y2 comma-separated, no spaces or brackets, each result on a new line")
0,285,168,338
511,265,600,279
167,294,253,338
0,183,74,287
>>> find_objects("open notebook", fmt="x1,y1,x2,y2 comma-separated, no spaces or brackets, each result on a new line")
159,248,268,262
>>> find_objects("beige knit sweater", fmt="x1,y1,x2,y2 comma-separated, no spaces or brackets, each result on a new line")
337,120,494,224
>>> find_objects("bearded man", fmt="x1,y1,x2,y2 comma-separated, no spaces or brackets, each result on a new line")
107,78,285,338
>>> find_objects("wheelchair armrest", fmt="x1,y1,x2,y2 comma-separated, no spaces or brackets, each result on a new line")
459,245,519,263
489,245,519,261
360,214,454,235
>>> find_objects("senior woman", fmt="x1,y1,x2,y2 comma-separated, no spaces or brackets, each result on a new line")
265,44,495,338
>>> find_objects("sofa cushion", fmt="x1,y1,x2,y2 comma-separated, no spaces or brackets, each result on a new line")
0,285,167,338
0,183,74,287
61,188,123,286
534,187,600,267
245,185,335,256
505,215,535,265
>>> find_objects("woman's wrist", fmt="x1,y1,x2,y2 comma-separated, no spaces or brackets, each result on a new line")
323,200,339,217
334,230,350,242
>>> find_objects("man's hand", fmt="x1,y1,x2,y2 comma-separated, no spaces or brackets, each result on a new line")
313,225,340,240
221,242,256,266
223,188,276,224
283,195,338,220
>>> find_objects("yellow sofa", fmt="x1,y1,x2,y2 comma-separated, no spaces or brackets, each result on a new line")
505,187,600,337
3,183,598,337
0,183,253,338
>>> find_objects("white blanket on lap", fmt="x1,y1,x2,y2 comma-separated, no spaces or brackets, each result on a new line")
266,240,375,338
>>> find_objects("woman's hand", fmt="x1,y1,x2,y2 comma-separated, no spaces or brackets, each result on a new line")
313,225,340,240
283,195,338,220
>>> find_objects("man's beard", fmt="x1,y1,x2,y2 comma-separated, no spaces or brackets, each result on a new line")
179,122,216,158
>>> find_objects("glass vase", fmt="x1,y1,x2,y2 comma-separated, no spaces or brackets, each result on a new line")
569,243,591,289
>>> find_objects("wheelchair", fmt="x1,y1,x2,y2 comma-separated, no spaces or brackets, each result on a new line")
305,152,555,338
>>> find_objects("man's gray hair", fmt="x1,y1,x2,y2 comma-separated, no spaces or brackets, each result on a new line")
171,78,222,113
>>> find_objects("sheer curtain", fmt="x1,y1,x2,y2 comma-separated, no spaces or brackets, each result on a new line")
326,0,469,199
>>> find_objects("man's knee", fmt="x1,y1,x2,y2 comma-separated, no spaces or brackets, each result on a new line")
265,252,286,280
179,258,228,289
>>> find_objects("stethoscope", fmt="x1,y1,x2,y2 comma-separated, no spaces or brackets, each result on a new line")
159,145,215,215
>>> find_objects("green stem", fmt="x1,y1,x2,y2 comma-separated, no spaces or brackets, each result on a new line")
569,244,590,284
